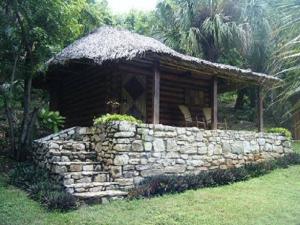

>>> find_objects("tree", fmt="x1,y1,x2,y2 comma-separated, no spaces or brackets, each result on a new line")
153,0,251,62
0,0,112,161
115,10,154,36
234,0,272,109
266,0,300,126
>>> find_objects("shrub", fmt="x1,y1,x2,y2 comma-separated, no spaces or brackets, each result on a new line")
93,113,142,125
128,153,300,199
267,127,292,140
9,163,77,211
42,191,77,211
39,108,65,133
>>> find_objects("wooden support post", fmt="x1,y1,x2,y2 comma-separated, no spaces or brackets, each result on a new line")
152,62,160,124
212,77,218,130
258,86,264,132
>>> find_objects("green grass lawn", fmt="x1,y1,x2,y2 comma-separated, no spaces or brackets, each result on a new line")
1,146,300,225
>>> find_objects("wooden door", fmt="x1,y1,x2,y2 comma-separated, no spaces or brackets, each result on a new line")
121,74,147,121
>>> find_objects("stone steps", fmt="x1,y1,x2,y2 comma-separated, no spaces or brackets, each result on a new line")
73,190,128,204
51,161,102,174
65,182,120,193
49,141,93,152
62,171,111,185
48,150,97,162
37,136,129,203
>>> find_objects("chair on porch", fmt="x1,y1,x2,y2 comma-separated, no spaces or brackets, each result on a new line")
178,105,206,128
202,107,227,130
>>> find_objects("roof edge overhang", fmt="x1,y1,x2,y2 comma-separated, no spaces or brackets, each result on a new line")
45,50,281,87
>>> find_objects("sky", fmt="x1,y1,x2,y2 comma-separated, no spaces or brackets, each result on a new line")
106,0,158,13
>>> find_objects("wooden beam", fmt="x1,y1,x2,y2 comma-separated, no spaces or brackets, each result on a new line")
258,86,264,132
212,77,218,130
152,61,160,124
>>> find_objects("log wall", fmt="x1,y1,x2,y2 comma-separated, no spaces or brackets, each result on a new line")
50,66,116,127
118,63,212,126
49,63,213,128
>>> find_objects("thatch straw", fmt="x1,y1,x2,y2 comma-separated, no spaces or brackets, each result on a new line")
48,26,280,84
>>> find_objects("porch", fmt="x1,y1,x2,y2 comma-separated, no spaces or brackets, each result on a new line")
47,60,265,132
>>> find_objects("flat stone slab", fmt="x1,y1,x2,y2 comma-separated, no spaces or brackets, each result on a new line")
74,190,128,199
65,182,119,188
52,161,101,166
63,171,108,176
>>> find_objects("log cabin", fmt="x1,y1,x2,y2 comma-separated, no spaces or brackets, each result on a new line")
42,26,280,130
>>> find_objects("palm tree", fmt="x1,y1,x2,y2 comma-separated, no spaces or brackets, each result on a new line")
153,0,251,62
269,0,300,115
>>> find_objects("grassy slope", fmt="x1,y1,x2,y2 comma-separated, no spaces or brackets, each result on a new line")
1,148,300,225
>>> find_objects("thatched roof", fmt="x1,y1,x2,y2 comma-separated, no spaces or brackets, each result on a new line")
48,26,280,85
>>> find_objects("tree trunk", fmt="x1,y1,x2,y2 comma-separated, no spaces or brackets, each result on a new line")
18,75,33,161
2,56,18,158
4,99,16,158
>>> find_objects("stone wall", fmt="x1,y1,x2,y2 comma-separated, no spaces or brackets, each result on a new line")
92,122,292,190
33,127,94,170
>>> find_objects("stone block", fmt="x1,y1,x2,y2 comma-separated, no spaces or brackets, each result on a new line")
123,165,135,171
141,169,163,177
198,146,208,154
132,140,144,152
214,145,223,155
258,138,266,146
113,144,131,152
180,146,197,154
166,152,180,159
165,165,186,173
111,166,122,178
73,143,85,151
135,164,151,171
78,177,92,183
152,152,162,158
166,139,178,152
114,154,129,166
176,159,185,164
70,164,82,172
114,132,135,138
265,143,273,152
128,158,140,165
119,122,136,132
144,142,152,151
153,139,165,152
232,141,244,154
222,142,231,153
189,160,204,167
53,165,67,174
115,178,134,186
140,158,148,164
243,141,251,154
78,127,87,135
181,154,189,160
83,165,94,171
95,174,107,182
61,156,70,162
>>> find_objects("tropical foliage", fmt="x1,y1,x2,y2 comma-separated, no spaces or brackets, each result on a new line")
269,0,300,116
0,0,112,160
39,109,65,133
93,114,142,125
